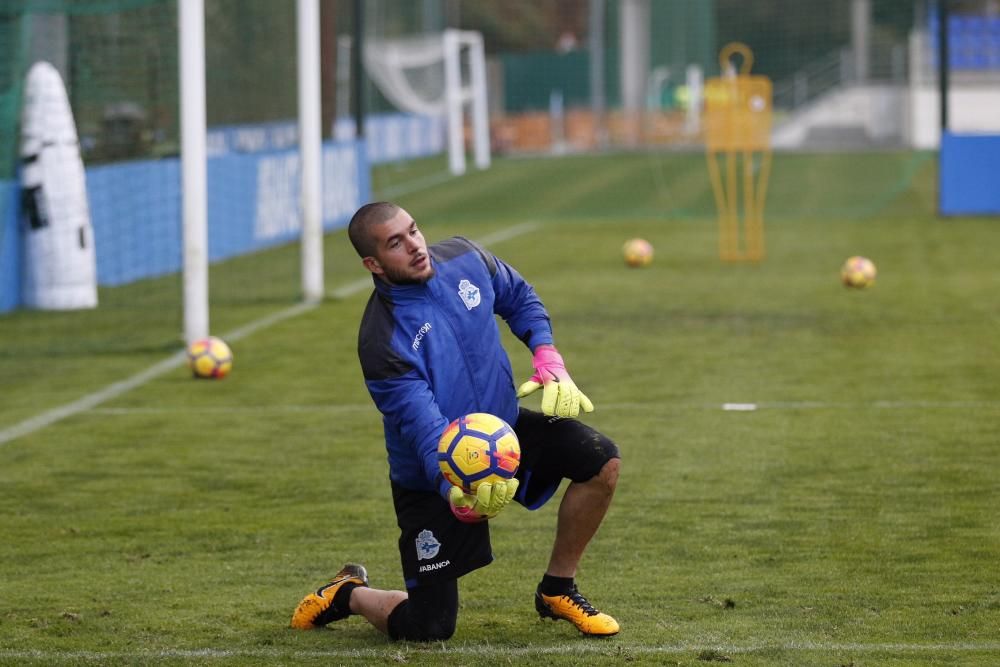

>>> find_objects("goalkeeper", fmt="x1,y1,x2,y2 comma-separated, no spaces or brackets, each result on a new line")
291,202,621,639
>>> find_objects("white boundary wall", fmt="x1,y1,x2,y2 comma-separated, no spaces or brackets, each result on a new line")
909,83,1000,148
771,81,1000,150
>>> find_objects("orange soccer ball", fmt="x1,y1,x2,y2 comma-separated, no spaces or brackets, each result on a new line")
186,336,233,379
623,238,654,268
437,413,520,493
841,256,877,289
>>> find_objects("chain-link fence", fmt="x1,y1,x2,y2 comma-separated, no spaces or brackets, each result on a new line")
4,0,1000,313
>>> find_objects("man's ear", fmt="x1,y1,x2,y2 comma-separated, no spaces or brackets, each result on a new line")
362,256,383,275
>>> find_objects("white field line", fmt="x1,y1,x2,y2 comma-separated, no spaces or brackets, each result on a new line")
1,641,999,662
327,275,375,299
0,225,540,447
375,169,458,199
88,403,376,415
476,221,541,246
0,350,180,444
0,302,317,447
607,400,1000,411
81,398,1000,417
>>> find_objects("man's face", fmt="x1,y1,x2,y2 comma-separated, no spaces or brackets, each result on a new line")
363,208,433,285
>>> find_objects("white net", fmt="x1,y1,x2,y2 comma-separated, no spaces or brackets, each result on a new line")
353,23,489,191
363,33,448,115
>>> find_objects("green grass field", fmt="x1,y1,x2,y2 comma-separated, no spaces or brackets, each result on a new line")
2,152,999,666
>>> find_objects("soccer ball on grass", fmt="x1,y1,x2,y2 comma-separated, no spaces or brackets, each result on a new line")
186,336,233,379
437,413,520,493
622,238,654,268
841,256,877,289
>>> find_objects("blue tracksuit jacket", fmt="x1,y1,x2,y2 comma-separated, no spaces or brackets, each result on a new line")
357,236,553,498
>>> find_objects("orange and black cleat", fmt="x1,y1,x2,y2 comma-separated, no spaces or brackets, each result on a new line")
535,584,619,637
290,564,369,629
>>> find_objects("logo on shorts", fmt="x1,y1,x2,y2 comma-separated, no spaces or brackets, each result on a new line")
415,529,441,560
419,559,451,573
458,279,480,310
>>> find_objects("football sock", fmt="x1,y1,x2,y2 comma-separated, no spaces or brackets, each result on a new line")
539,574,575,596
333,581,360,615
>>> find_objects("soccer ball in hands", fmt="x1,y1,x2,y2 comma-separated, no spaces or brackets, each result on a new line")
841,256,877,289
623,238,654,268
437,413,521,493
186,336,233,379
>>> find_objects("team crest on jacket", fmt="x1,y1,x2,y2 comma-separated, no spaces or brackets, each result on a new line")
416,529,441,560
458,279,481,310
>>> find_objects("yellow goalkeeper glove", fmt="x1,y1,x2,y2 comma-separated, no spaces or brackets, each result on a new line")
448,479,519,523
516,345,594,418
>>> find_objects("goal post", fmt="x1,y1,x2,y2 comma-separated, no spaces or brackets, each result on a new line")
0,1,370,321
364,29,490,176
180,0,330,342
179,0,208,343
444,29,490,174
297,0,323,304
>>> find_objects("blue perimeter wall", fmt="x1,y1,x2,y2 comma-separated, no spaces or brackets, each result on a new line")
0,138,369,311
0,179,21,312
940,132,1000,216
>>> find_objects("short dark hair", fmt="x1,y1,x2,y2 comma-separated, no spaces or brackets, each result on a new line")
348,201,400,258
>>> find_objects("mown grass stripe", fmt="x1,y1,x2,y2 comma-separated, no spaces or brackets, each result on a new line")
79,398,1000,417
2,641,998,661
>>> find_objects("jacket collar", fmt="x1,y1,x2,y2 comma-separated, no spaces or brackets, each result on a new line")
372,267,435,304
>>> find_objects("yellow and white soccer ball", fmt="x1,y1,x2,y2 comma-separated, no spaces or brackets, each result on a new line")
623,238,654,268
186,336,233,379
841,256,877,289
437,413,521,493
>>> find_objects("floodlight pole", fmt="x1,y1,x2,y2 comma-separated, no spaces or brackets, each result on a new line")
850,0,871,83
937,0,950,133
351,0,365,139
589,0,607,149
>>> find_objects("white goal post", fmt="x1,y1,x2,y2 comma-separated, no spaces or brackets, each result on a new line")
179,0,208,343
297,0,323,304
363,29,491,176
179,0,325,343
178,12,487,344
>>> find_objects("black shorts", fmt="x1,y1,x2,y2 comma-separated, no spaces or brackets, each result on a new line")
393,481,493,589
393,408,619,587
512,407,620,509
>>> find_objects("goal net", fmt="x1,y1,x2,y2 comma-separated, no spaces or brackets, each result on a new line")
0,0,369,350
359,29,490,178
